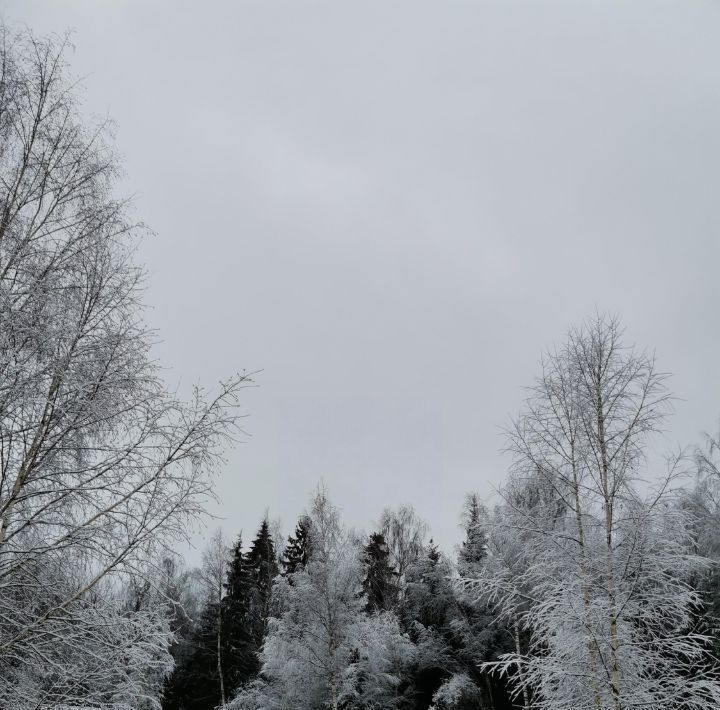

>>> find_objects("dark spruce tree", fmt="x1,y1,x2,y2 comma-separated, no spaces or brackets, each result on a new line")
243,518,279,647
221,533,258,693
283,515,312,575
458,493,488,575
162,529,279,710
362,532,397,613
161,597,226,710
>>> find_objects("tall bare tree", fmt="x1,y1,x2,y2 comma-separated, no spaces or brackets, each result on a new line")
200,529,230,708
461,316,720,710
0,27,247,708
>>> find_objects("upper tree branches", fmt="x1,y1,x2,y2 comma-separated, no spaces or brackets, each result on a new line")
0,26,248,709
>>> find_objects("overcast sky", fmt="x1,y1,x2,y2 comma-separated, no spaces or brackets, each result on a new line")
4,0,720,553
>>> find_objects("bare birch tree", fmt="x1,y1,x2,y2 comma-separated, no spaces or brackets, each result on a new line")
379,504,429,581
201,529,230,708
0,26,248,708
461,315,720,710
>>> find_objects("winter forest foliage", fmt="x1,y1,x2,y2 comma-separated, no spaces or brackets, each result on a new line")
3,24,720,710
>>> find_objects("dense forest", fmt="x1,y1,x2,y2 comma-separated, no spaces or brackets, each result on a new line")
2,23,720,710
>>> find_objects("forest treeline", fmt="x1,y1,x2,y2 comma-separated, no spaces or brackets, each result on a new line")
3,23,720,710
161,492,515,710
161,369,720,710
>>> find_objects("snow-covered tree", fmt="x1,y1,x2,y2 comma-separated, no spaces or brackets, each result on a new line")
379,505,429,584
429,673,483,710
461,315,720,710
231,489,414,710
457,493,489,576
2,552,175,710
685,429,720,659
0,26,246,707
339,611,415,709
401,540,511,710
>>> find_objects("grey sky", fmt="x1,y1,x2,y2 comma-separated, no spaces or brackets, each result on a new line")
4,0,720,553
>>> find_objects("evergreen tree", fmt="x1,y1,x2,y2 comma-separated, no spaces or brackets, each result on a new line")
162,599,225,710
400,541,513,710
163,534,232,710
458,493,488,575
283,515,312,575
222,534,258,694
243,518,279,646
162,529,278,710
362,532,397,613
400,541,455,707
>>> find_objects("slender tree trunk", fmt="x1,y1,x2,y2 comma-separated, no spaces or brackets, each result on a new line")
596,386,622,710
0,373,62,545
483,672,495,709
513,618,531,710
570,444,604,710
